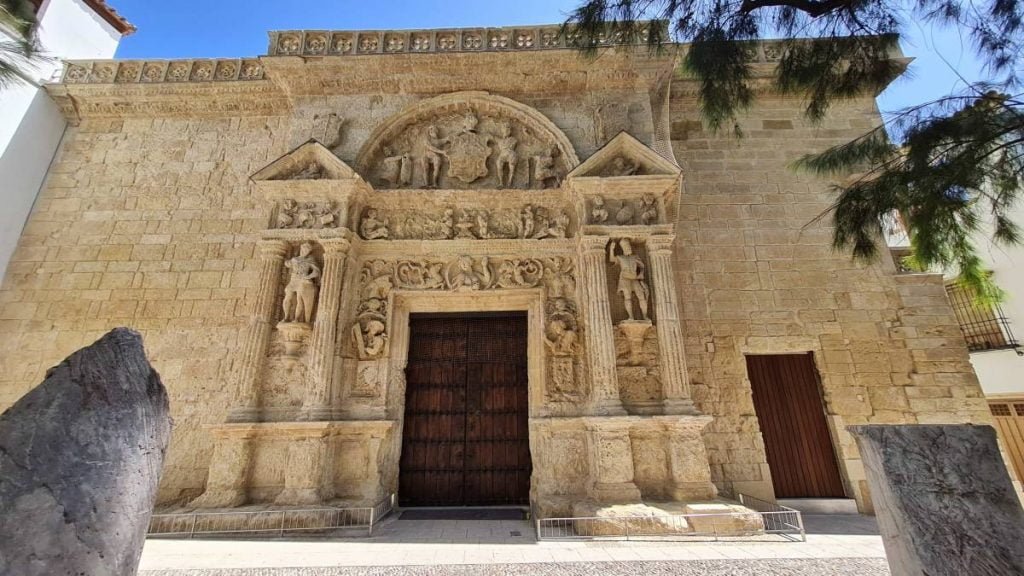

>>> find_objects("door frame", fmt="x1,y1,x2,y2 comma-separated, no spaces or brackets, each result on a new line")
384,289,546,505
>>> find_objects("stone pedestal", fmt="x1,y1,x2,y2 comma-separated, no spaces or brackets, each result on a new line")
585,419,642,502
618,319,652,366
579,236,626,416
659,415,718,501
850,424,1024,576
190,436,252,508
275,437,331,505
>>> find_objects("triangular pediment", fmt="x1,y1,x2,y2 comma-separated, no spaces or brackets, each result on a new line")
251,140,361,182
567,131,680,179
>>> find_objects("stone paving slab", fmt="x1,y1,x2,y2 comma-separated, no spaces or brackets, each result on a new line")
140,559,891,575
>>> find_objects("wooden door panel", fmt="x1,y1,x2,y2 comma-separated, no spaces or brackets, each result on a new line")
746,353,846,499
400,314,531,507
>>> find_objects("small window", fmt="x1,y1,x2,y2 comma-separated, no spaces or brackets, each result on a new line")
991,403,1012,417
945,282,1018,352
1014,404,1024,417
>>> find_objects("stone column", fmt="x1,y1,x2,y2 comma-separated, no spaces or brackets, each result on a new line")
229,239,289,422
275,435,330,505
583,419,642,503
646,235,698,415
301,237,351,420
579,235,625,416
659,415,718,501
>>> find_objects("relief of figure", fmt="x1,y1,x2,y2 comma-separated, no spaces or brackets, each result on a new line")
293,162,324,180
476,210,491,239
495,122,518,188
536,209,570,239
519,204,536,239
316,203,337,228
591,196,609,224
545,318,579,356
544,258,576,298
360,208,390,240
282,242,321,324
277,199,297,228
608,156,639,176
609,238,650,321
639,194,658,225
416,125,448,188
532,145,561,189
381,146,412,187
439,208,454,239
296,202,317,228
446,255,492,290
352,319,387,359
455,210,476,239
615,200,636,225
424,262,445,288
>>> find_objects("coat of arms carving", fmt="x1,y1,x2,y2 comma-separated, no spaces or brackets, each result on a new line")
443,114,492,183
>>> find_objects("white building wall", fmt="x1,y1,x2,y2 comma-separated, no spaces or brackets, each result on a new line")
0,0,123,278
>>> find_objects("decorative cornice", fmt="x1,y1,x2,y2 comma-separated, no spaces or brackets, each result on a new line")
60,58,265,85
265,23,663,57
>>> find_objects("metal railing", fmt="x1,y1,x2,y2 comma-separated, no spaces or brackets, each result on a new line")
535,494,804,542
147,493,395,538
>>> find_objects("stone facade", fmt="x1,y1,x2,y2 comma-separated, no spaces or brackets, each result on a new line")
0,25,991,516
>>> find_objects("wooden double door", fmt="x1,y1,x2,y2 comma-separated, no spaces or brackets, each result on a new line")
399,313,532,507
746,353,847,499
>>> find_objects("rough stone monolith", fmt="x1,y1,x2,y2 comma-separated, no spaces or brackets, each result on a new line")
849,424,1024,576
0,328,170,576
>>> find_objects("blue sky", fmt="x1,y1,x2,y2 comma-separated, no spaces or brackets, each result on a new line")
111,0,988,133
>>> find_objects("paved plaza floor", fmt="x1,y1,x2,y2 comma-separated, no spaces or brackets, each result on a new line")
138,514,889,575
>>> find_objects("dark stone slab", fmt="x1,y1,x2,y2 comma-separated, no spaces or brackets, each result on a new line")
850,424,1024,576
0,328,171,576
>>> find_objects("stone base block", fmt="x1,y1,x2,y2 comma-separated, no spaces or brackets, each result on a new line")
568,500,764,537
682,502,765,535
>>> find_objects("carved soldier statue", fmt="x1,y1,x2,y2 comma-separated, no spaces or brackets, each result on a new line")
416,125,448,188
495,121,518,188
609,238,650,321
282,242,321,324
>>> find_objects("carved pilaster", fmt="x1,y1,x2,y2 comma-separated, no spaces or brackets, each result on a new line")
578,236,625,415
229,239,289,422
658,415,718,501
646,235,698,415
301,237,352,420
585,419,642,502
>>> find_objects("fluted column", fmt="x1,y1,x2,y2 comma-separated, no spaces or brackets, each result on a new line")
646,235,698,415
301,237,351,420
579,235,625,415
228,239,289,422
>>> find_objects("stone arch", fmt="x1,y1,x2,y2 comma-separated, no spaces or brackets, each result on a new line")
355,91,580,189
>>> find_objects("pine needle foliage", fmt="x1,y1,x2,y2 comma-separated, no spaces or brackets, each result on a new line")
0,0,43,88
566,0,1024,301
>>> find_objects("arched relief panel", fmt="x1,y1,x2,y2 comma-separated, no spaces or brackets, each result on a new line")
355,91,580,190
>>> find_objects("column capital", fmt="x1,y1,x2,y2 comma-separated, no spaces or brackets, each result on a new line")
319,237,352,257
645,234,677,254
579,235,611,253
257,238,290,259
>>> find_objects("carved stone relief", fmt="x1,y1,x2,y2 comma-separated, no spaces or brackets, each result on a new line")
544,297,584,402
363,108,570,190
356,205,572,240
587,195,660,226
276,200,340,229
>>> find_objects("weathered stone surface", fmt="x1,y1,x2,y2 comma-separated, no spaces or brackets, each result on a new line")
850,424,1024,576
569,500,763,537
0,328,170,576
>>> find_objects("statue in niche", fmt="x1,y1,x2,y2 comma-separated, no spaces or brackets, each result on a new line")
532,145,561,189
446,114,492,184
639,194,658,225
454,210,476,239
608,156,639,176
519,205,536,239
381,146,412,187
439,208,454,239
282,242,321,324
609,238,650,321
360,208,390,240
352,319,387,359
292,162,324,180
495,121,518,188
591,196,609,223
476,210,491,239
415,125,448,188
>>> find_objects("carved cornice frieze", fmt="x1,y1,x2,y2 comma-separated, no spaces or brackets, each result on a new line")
266,24,665,57
61,58,265,85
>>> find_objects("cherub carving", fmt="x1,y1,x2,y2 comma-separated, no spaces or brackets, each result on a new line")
519,204,536,239
609,238,650,321
536,209,570,239
352,319,387,359
607,156,639,176
545,318,579,356
639,194,658,225
277,199,297,228
476,210,491,239
316,203,337,228
446,255,493,291
495,121,518,188
360,208,390,240
590,196,609,223
293,162,324,180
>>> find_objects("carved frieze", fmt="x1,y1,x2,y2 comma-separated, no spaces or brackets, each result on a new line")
588,194,660,226
62,58,264,84
275,201,339,229
356,205,571,240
